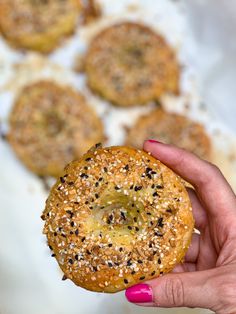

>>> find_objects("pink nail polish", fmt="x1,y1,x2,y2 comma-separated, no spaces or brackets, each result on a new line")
125,284,153,303
148,139,162,144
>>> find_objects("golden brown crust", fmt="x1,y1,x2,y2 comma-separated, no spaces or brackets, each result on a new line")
81,0,101,25
85,22,179,107
42,145,194,293
126,108,211,160
8,81,104,177
0,0,81,53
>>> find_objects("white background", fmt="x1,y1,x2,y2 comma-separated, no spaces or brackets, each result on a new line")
1,0,236,313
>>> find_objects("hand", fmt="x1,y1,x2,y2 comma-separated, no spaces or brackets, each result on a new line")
125,140,236,314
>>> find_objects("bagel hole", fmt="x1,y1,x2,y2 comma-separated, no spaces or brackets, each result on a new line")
91,194,144,232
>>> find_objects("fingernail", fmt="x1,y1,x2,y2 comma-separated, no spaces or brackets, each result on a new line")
147,139,162,144
125,284,153,303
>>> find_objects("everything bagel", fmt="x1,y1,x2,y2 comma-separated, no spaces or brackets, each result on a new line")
42,145,194,292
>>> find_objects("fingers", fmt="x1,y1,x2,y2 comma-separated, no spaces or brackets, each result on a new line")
197,227,218,269
184,233,200,263
172,262,196,273
126,269,217,309
187,188,208,230
143,140,236,221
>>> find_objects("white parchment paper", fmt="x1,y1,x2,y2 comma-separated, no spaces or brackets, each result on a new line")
1,0,236,313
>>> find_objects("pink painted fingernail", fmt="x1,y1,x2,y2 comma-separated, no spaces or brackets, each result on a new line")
148,139,162,144
125,284,153,303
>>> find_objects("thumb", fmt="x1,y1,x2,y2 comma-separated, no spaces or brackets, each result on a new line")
125,270,217,309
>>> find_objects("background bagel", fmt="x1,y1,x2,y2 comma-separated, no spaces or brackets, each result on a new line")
126,108,211,160
8,81,105,177
42,145,194,293
0,0,81,53
85,22,179,107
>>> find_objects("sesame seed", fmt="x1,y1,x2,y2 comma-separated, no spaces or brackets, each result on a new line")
154,232,163,237
124,279,128,284
139,276,145,280
80,173,88,179
157,217,164,227
60,177,65,183
127,259,132,266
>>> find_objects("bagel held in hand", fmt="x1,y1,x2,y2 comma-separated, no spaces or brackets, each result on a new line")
42,145,194,292
125,140,236,313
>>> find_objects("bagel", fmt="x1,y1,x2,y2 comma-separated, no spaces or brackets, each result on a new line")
8,81,104,177
126,108,211,160
42,145,194,293
0,0,81,53
85,22,179,107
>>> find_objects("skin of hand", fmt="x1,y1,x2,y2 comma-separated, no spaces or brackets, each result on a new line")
125,140,236,314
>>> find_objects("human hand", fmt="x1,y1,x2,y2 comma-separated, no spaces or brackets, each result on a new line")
125,140,236,314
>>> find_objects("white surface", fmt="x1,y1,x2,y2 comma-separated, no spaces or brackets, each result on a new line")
0,0,236,313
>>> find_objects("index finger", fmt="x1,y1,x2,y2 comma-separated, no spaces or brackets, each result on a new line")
143,140,236,220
